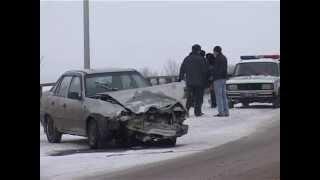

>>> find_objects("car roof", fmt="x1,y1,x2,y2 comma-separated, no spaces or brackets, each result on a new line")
238,59,280,64
64,68,137,75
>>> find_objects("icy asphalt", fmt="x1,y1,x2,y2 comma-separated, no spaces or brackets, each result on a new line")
86,114,280,180
40,96,280,180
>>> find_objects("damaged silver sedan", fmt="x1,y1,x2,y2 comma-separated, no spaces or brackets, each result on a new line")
40,68,188,149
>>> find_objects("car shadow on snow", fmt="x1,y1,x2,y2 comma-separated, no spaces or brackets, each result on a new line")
48,141,187,157
60,138,88,146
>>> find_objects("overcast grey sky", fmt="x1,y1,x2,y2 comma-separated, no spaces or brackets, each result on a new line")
40,1,279,83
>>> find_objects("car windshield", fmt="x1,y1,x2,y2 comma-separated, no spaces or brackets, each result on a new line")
85,71,150,97
234,62,279,77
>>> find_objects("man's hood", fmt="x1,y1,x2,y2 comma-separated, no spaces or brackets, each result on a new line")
227,75,279,84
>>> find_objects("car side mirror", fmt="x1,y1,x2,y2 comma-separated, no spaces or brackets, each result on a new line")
69,92,82,100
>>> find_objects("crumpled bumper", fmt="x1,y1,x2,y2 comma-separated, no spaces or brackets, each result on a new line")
145,124,188,137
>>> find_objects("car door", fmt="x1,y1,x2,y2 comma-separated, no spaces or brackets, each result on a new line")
64,75,86,135
52,76,73,131
45,79,62,127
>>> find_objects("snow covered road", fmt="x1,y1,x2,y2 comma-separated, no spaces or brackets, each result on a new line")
40,100,279,180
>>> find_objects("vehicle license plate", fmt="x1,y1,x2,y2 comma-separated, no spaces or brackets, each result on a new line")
243,93,255,97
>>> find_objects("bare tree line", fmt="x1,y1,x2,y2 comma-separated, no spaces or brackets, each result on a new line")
139,59,180,77
139,59,236,78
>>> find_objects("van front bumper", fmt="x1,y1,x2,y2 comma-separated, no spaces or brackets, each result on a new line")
227,90,276,103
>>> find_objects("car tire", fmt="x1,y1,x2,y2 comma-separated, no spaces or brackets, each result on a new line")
228,101,234,108
242,102,250,108
272,96,280,108
87,119,112,149
116,130,137,148
45,116,62,143
161,138,177,147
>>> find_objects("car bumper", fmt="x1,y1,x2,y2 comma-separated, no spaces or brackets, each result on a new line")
147,124,188,137
128,123,189,138
227,90,276,103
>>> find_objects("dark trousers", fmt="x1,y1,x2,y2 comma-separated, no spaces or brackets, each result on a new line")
186,85,203,116
200,87,204,107
210,89,217,108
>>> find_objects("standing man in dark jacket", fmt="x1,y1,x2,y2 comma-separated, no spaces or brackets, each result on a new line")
179,44,207,117
199,50,207,108
206,53,217,108
212,46,229,117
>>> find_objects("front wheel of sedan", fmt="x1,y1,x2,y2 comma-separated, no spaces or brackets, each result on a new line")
160,137,177,147
88,120,100,149
46,116,62,143
87,119,112,149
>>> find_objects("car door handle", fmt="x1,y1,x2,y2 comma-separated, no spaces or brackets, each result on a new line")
63,104,66,108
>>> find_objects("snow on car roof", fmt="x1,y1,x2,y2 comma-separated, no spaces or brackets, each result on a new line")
65,68,137,75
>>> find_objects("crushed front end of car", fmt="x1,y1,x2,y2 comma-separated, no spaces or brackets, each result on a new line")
93,90,189,146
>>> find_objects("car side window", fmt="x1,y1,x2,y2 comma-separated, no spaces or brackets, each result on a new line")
131,74,149,88
68,76,82,98
56,76,72,97
121,74,136,89
53,78,62,95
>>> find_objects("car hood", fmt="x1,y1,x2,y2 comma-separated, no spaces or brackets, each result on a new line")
98,83,186,114
227,75,279,84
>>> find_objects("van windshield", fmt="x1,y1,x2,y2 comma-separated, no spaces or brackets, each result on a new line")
234,62,279,77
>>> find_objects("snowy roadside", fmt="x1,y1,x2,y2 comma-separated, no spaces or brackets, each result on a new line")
40,99,279,180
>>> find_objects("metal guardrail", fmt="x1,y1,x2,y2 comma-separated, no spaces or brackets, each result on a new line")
146,75,179,85
40,82,56,87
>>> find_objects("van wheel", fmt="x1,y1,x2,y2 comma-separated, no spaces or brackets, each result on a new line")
242,102,250,108
46,116,62,143
229,101,234,108
272,96,280,108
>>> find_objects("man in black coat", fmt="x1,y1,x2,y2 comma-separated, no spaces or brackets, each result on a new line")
199,50,207,108
179,44,207,117
206,53,217,108
212,46,229,117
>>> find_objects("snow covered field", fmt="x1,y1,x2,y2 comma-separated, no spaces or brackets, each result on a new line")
40,93,280,180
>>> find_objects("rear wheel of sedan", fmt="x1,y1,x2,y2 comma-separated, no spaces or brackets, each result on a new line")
46,116,62,143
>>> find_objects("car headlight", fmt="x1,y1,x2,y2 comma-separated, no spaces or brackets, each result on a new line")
261,84,273,90
228,84,238,91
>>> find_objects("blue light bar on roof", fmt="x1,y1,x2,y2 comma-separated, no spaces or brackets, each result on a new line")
240,56,258,60
240,55,280,60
